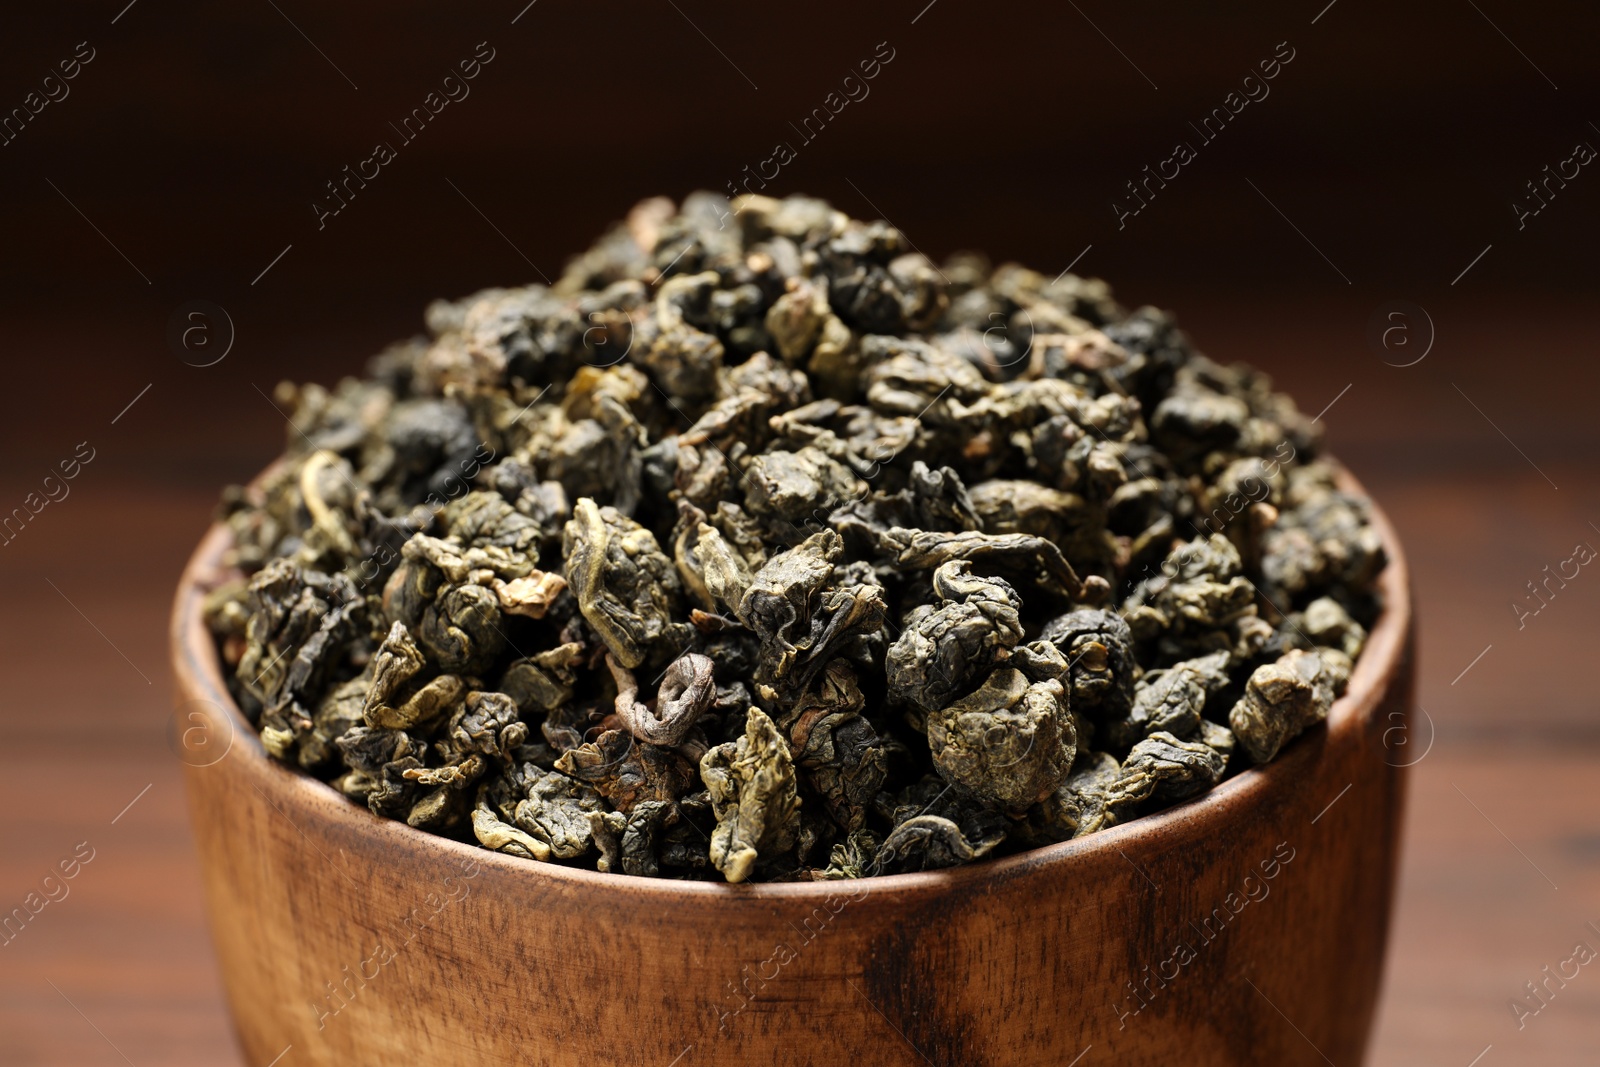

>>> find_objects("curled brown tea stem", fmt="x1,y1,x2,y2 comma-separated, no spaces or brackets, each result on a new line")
609,651,715,746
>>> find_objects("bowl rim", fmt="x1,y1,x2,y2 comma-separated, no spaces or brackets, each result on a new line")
172,465,1409,901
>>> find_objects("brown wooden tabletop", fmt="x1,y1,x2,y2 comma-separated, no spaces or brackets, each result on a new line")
1,293,1596,1065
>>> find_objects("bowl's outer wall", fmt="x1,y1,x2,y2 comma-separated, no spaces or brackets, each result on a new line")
173,495,1412,1067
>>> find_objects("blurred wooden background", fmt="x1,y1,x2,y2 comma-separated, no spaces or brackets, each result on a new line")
1,0,1598,1063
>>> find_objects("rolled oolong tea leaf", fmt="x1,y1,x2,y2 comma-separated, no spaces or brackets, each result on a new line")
1019,750,1140,844
563,497,690,669
364,621,425,717
817,828,880,880
742,446,865,525
720,529,887,697
1294,596,1368,659
1228,649,1337,763
239,560,369,759
1197,718,1237,760
510,764,607,859
500,643,584,716
555,730,697,813
300,676,368,773
871,528,1082,601
886,560,1024,716
781,660,887,832
1132,535,1256,637
700,707,801,883
618,799,681,878
876,778,1011,872
1105,649,1232,750
335,726,427,820
473,803,549,861
450,691,528,759
1121,730,1229,802
586,809,628,873
925,667,1075,813
202,190,1388,881
877,815,994,871
1037,607,1137,721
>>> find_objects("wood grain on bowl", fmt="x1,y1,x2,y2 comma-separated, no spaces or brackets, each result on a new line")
171,474,1412,1067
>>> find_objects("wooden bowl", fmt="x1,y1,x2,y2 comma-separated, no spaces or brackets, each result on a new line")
172,476,1412,1067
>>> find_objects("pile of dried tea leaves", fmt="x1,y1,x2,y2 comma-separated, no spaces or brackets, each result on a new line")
205,192,1386,882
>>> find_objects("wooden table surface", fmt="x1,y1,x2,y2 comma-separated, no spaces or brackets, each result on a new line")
1,293,1596,1064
